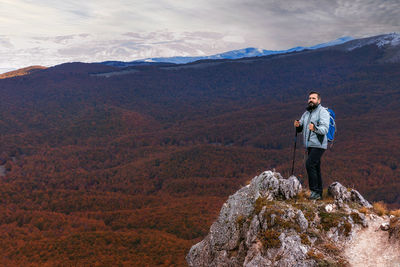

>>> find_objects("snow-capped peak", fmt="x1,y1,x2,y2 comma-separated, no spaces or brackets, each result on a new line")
346,33,400,51
375,32,400,47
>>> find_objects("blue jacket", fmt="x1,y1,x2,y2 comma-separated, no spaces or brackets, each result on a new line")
297,104,330,149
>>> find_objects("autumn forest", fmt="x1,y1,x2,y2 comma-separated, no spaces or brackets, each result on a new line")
0,42,399,265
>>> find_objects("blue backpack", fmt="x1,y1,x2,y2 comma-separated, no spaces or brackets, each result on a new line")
326,108,336,144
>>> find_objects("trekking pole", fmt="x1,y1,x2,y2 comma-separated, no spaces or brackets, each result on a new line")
291,130,298,176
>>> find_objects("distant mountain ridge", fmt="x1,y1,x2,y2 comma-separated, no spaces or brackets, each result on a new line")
101,36,354,67
3,34,399,76
98,33,400,70
0,65,47,79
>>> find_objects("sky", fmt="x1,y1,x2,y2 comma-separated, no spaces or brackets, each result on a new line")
1,0,400,72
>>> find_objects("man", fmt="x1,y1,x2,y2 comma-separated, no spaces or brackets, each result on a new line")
294,91,330,200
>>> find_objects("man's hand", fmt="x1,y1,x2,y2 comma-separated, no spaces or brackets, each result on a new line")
308,123,315,131
294,120,300,127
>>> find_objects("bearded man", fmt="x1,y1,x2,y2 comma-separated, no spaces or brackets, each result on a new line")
294,91,330,200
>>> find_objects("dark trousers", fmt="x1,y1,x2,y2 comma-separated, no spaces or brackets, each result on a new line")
306,147,325,195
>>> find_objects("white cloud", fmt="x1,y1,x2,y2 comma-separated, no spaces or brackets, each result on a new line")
0,0,399,70
0,36,13,48
0,31,249,69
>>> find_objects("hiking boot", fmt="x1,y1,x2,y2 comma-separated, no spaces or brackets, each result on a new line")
309,191,322,200
314,193,322,200
308,191,317,199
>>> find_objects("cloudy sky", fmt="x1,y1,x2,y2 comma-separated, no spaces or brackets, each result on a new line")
1,0,400,72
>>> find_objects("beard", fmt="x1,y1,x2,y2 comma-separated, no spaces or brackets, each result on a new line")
306,101,318,111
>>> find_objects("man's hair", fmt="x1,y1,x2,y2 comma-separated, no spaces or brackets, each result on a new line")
309,91,321,99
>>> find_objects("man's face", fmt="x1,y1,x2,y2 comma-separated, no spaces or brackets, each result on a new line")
308,93,320,107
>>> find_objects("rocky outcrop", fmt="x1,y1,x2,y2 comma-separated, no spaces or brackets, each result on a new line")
186,170,382,267
328,182,372,209
206,171,302,252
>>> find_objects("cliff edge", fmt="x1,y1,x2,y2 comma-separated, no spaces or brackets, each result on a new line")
186,170,400,266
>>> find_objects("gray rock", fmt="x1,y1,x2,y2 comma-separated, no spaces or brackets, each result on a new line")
381,222,390,231
276,232,314,267
186,237,213,267
350,189,373,208
328,182,351,202
244,255,271,267
324,203,336,213
246,215,260,247
360,213,368,228
352,210,368,227
296,210,309,232
283,207,296,221
213,250,232,266
244,249,272,267
326,225,340,243
270,214,277,227
249,171,302,200
251,171,281,199
209,186,255,250
258,206,269,231
224,172,301,248
328,182,372,208
279,175,302,199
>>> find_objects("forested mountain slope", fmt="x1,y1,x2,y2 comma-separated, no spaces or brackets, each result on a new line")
0,34,399,265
